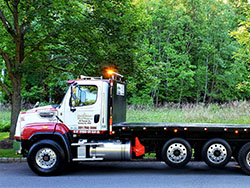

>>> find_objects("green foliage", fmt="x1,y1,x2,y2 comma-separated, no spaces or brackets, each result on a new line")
0,0,145,106
0,132,9,140
0,120,10,132
0,111,10,132
231,7,250,96
127,0,249,105
0,0,250,108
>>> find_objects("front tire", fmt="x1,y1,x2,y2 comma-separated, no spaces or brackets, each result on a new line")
27,140,65,176
162,138,192,168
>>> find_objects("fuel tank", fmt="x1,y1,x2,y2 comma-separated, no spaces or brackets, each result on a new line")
89,140,131,161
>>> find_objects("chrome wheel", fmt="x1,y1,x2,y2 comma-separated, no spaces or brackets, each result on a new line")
167,143,187,163
35,148,57,169
238,142,250,175
162,138,192,168
202,139,232,168
246,151,250,166
207,143,227,164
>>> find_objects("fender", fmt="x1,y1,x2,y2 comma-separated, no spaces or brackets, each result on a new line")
22,122,72,162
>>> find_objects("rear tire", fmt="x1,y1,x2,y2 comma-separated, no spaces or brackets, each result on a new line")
238,142,250,175
27,140,65,176
162,138,192,168
202,138,232,168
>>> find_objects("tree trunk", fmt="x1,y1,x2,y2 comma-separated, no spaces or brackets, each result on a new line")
203,55,209,103
9,75,21,139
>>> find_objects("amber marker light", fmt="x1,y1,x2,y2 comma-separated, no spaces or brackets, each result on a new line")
107,70,114,75
112,131,116,134
235,130,239,134
174,129,178,133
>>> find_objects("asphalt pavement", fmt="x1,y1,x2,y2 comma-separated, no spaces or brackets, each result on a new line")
0,161,249,188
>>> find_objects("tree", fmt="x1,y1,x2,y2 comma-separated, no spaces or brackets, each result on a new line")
128,0,244,105
0,0,144,138
0,0,82,138
231,7,250,95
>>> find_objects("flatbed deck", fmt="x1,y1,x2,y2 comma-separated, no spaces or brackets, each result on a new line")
112,122,250,140
113,122,250,129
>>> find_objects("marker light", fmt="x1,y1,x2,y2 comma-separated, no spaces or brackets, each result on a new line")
184,128,188,131
143,127,147,130
235,130,239,134
204,128,208,131
224,128,228,131
164,127,167,131
244,129,248,132
174,129,178,133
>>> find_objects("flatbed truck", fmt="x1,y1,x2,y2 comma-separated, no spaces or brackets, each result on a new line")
14,71,250,175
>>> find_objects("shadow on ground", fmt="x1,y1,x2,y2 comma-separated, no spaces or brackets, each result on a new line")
63,161,244,176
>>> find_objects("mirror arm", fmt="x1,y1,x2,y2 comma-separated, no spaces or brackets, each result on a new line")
70,106,76,112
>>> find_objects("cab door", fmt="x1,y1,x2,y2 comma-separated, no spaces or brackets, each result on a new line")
62,81,103,134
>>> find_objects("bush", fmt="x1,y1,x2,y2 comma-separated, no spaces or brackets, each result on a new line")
0,120,10,132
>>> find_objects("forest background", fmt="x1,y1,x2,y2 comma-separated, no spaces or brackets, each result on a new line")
0,0,250,138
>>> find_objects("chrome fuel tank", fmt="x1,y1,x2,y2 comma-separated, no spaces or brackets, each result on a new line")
89,140,131,161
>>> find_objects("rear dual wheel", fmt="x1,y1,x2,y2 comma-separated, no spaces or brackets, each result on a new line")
162,138,192,168
202,138,232,168
238,142,250,175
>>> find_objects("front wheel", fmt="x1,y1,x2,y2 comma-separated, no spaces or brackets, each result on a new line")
27,140,65,176
162,138,192,168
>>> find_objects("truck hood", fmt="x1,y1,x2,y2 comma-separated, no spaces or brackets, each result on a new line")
26,105,58,113
14,105,58,139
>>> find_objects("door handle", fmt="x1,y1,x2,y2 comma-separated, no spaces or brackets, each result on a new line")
94,114,100,123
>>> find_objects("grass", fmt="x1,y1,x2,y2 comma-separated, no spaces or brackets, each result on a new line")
0,132,20,158
0,132,9,140
0,149,21,158
0,111,11,132
127,101,250,124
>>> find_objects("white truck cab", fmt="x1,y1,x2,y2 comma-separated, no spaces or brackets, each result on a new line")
58,78,109,134
14,77,114,140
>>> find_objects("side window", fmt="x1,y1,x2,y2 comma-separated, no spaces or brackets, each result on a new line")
71,85,98,107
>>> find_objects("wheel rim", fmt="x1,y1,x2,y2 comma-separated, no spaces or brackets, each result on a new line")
167,143,187,163
246,151,250,166
207,143,227,164
35,148,57,169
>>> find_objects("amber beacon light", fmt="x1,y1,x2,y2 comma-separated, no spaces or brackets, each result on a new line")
106,69,124,78
107,70,114,75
